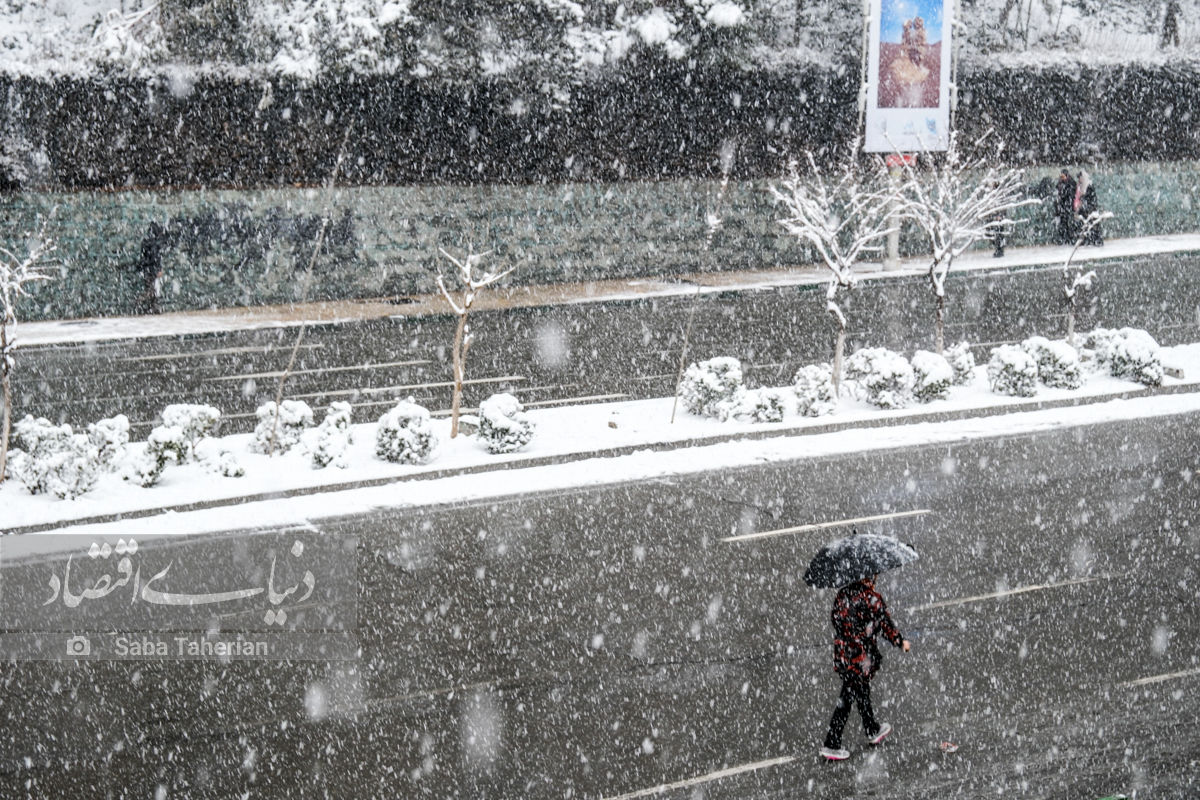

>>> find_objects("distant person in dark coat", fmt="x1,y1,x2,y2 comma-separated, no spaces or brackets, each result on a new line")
1056,169,1078,245
136,222,168,314
988,181,1009,257
819,574,911,761
1162,0,1182,49
1076,170,1104,246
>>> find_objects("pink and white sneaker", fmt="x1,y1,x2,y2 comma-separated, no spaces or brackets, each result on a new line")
869,723,893,746
819,746,850,761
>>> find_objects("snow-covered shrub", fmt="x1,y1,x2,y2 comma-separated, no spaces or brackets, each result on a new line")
309,402,355,469
679,357,744,419
478,393,535,454
9,415,99,499
375,399,438,464
944,341,976,386
126,425,188,488
987,345,1038,397
911,350,953,403
251,400,314,454
1110,330,1165,387
1088,328,1164,387
161,403,221,460
1022,336,1083,390
201,448,245,478
792,363,837,417
845,348,915,409
1084,327,1120,366
737,387,788,423
86,414,130,471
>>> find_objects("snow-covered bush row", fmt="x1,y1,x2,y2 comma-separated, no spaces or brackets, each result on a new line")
7,415,100,499
478,393,535,454
987,345,1039,397
1022,336,1083,390
251,400,314,454
845,348,915,409
792,363,837,417
679,357,744,419
375,399,438,464
308,402,354,469
911,350,953,403
944,342,976,386
1087,328,1164,387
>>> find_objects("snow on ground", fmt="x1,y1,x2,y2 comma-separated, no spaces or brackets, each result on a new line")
19,234,1200,348
5,342,1200,541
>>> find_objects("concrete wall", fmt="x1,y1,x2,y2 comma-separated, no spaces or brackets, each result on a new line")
3,159,1198,322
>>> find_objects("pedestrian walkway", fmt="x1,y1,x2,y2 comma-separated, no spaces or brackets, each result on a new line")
21,233,1200,348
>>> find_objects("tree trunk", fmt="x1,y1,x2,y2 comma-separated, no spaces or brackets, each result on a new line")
935,295,946,355
1066,302,1076,349
832,324,846,399
0,322,9,484
0,372,10,485
449,312,467,438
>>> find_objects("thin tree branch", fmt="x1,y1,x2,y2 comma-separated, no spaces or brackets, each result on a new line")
268,121,354,456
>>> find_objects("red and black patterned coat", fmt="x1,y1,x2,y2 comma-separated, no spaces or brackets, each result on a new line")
831,580,905,679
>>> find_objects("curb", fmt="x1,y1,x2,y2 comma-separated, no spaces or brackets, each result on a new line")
7,381,1197,535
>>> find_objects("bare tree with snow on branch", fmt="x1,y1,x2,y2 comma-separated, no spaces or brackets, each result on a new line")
1,220,55,483
1062,210,1114,347
893,132,1035,355
770,149,897,395
437,246,513,438
670,137,738,424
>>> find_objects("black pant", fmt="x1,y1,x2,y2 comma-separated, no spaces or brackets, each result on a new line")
1057,213,1077,245
824,674,879,749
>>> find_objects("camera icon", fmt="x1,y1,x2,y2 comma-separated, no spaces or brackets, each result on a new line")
65,635,91,657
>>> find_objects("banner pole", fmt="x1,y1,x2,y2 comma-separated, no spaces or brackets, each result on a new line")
949,0,962,135
857,0,871,155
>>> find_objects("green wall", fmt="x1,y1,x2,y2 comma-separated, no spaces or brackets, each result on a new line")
2,160,1197,322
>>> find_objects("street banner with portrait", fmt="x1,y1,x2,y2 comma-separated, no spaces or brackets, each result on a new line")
863,0,953,152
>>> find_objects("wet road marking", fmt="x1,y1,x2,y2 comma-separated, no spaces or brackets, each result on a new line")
601,756,797,800
211,358,431,381
522,393,628,408
293,374,526,400
721,509,932,543
370,677,505,707
117,343,322,362
1118,667,1200,688
908,575,1106,612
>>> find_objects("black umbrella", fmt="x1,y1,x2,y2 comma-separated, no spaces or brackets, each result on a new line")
803,530,919,589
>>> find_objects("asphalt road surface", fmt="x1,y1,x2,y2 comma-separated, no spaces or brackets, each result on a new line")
2,409,1198,798
12,251,1200,435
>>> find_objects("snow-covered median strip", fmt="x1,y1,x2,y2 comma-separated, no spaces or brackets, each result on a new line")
12,389,1200,541
3,341,1197,535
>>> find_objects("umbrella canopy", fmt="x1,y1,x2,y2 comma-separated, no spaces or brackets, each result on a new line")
803,530,919,589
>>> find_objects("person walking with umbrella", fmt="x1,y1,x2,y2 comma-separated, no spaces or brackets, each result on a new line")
804,531,916,762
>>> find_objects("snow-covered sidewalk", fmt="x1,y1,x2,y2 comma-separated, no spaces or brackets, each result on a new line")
19,233,1200,348
5,342,1199,538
